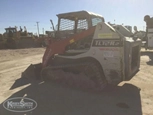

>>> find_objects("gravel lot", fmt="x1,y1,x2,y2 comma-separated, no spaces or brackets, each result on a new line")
0,48,152,115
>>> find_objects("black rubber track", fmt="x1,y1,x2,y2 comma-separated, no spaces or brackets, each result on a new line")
41,61,108,91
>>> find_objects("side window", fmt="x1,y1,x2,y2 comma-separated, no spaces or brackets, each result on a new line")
92,18,103,26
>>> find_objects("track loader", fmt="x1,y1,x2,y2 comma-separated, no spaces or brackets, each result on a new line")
24,11,141,90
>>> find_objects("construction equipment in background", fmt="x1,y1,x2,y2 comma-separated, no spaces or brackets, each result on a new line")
23,11,141,90
144,15,153,50
1,26,41,49
111,24,146,43
133,30,146,42
108,23,133,37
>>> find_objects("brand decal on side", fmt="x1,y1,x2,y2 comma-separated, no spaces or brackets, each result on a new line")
92,39,122,47
3,97,37,112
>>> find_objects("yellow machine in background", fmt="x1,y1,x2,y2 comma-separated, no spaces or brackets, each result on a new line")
1,27,38,49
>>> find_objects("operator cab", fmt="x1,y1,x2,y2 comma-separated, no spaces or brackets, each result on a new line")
56,10,105,39
3,27,17,38
5,27,17,34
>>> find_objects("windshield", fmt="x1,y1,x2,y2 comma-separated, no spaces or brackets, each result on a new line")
59,18,88,31
6,29,16,33
58,18,88,38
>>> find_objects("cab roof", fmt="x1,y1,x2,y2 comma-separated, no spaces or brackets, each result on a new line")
5,27,16,30
57,10,104,21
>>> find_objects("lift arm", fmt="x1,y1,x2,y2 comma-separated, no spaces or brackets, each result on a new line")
42,26,96,68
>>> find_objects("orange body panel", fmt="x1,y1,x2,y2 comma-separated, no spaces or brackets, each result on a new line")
42,26,96,68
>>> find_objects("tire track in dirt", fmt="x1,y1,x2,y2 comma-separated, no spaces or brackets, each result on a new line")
0,48,153,115
0,50,44,103
0,54,43,72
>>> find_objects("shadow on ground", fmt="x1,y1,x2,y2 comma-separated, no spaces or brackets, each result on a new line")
141,51,153,65
0,76,142,115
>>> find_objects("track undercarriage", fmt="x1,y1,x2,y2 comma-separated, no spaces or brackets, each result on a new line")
40,60,107,91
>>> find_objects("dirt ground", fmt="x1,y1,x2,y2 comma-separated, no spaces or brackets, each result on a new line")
0,48,152,115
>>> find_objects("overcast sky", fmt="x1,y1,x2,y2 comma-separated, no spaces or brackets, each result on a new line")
0,0,152,34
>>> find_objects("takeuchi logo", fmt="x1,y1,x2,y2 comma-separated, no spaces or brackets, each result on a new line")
3,97,37,112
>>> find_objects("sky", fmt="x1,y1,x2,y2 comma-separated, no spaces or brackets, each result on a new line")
0,0,152,34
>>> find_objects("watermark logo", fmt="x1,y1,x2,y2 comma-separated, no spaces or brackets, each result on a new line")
3,97,37,112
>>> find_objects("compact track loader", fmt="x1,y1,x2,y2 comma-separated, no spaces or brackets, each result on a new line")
23,11,141,90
